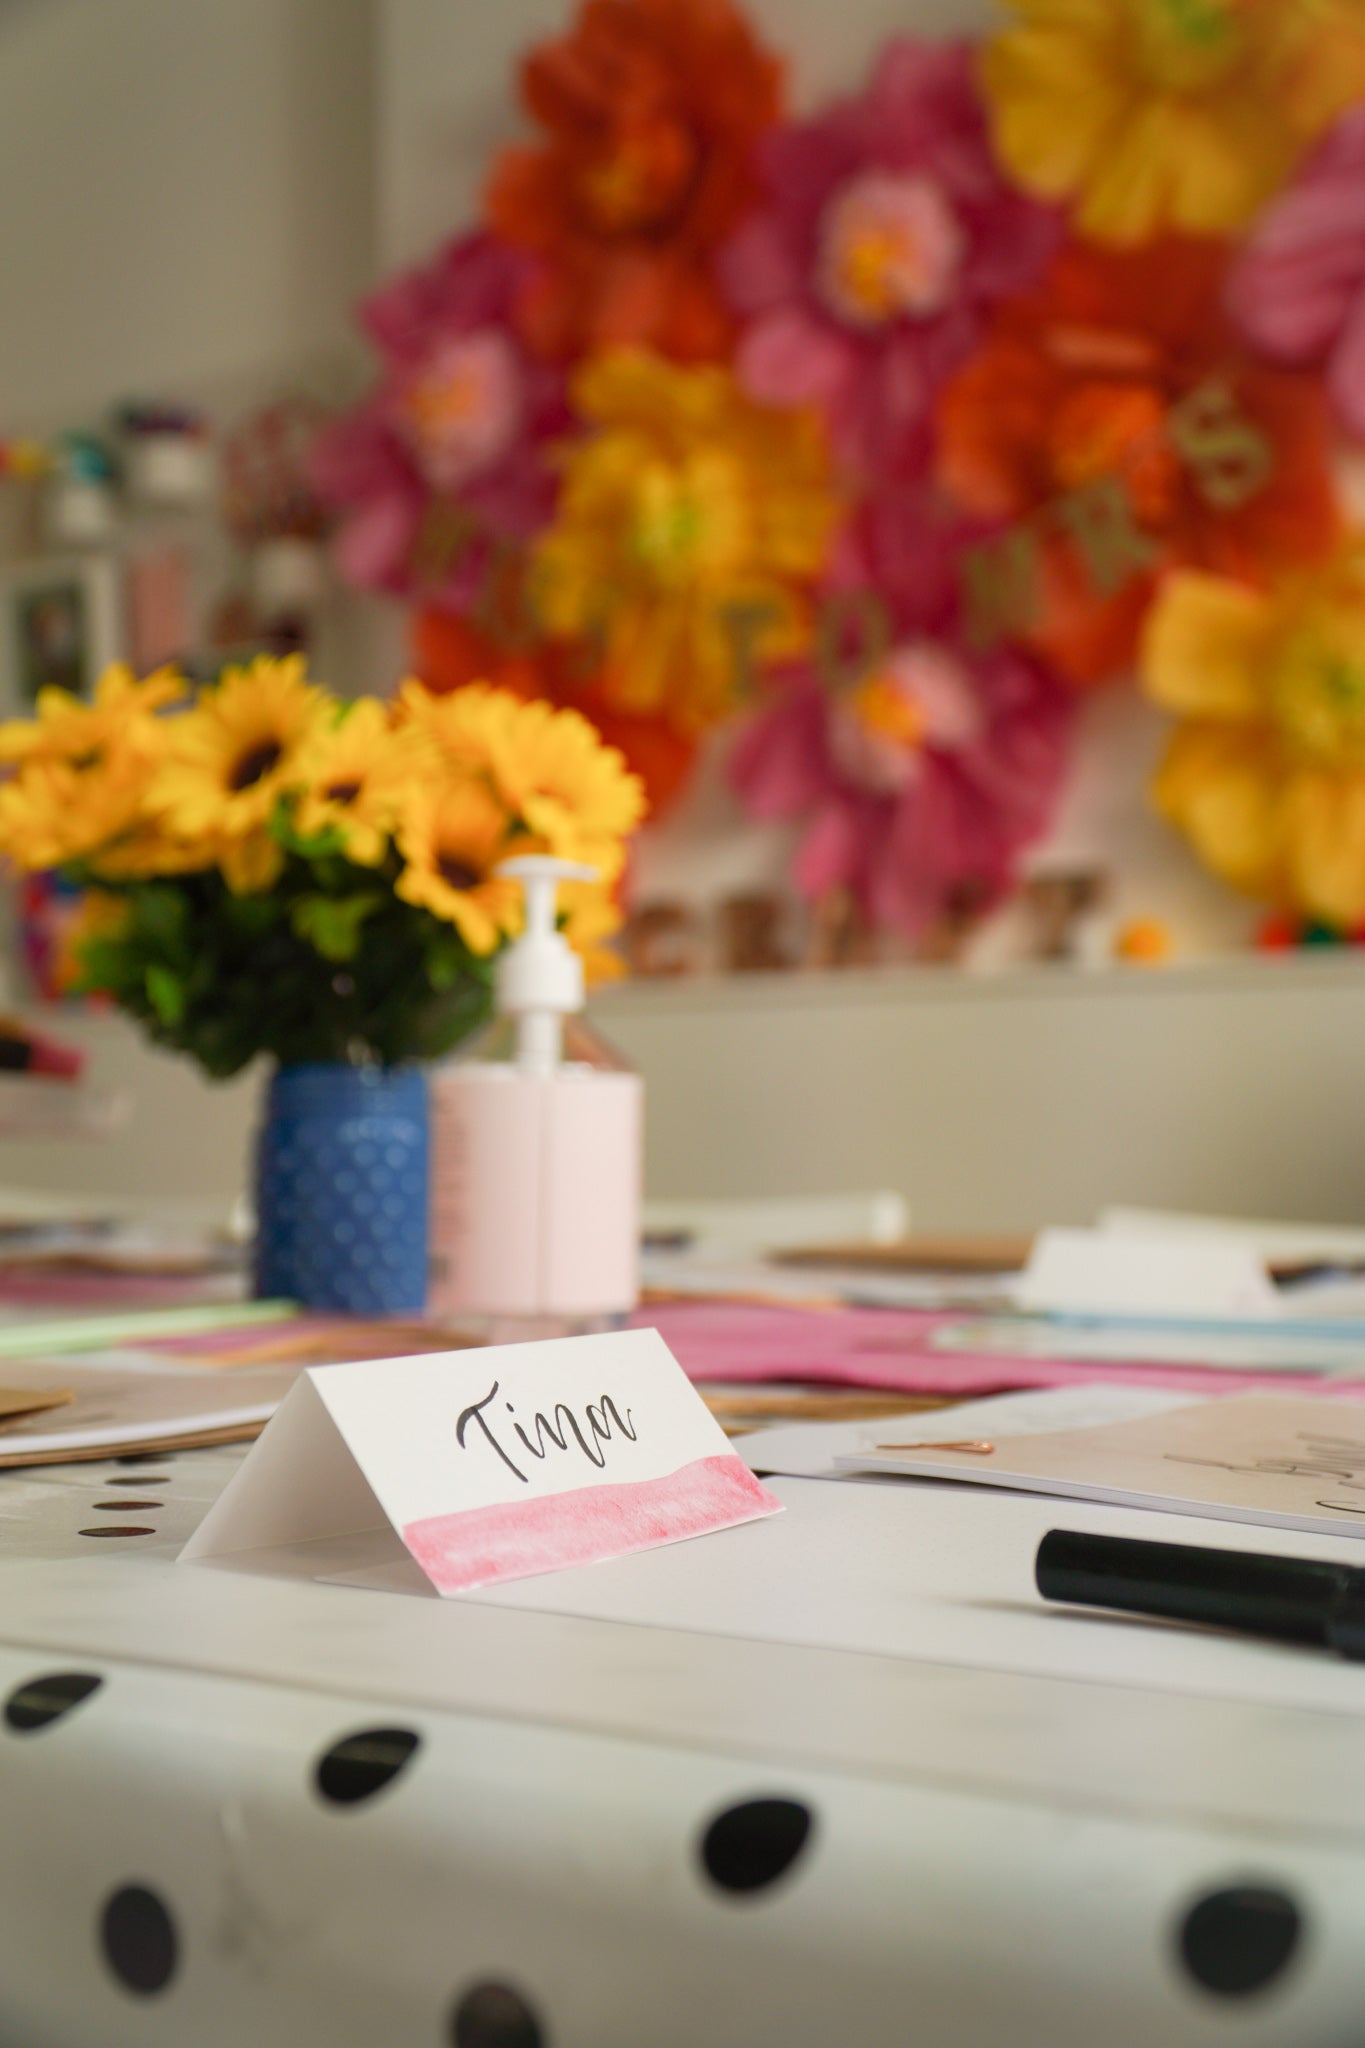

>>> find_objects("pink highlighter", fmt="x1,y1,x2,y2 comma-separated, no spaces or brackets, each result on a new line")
428,856,643,1338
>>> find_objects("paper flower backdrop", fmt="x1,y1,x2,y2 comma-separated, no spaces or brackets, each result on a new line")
530,350,839,732
982,0,1365,245
1229,106,1365,442
718,38,1059,477
1143,543,1365,927
936,236,1340,685
731,488,1073,938
316,0,1365,947
310,233,567,610
487,0,783,363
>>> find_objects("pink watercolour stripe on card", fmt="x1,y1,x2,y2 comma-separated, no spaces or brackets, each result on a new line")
403,1452,782,1594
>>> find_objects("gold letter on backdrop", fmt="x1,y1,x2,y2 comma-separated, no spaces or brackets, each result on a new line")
815,589,892,691
1169,379,1274,511
1052,476,1159,596
961,528,1042,651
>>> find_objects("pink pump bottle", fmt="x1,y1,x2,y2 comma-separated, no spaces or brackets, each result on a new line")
427,855,642,1337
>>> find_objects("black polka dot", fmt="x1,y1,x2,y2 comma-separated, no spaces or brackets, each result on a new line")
106,1473,172,1486
314,1726,421,1806
1178,1885,1303,1997
100,1885,178,1995
90,1500,163,1511
78,1526,157,1539
116,1454,174,1468
4,1670,102,1733
451,1981,544,2048
700,1796,814,1895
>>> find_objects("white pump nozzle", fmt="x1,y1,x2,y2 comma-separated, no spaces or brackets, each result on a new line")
494,855,599,1075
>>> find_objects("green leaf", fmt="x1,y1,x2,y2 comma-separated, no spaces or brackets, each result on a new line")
131,885,190,952
144,964,187,1027
291,892,384,963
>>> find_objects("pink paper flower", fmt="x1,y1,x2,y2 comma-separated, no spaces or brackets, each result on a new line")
730,487,1073,939
1229,106,1365,442
311,233,568,608
717,38,1059,479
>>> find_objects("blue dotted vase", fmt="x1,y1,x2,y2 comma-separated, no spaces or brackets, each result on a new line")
253,1063,429,1314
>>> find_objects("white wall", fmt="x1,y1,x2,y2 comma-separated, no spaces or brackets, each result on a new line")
597,956,1365,1231
0,0,380,1215
0,0,377,425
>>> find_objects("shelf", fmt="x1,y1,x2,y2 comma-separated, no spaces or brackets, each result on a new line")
0,1075,132,1139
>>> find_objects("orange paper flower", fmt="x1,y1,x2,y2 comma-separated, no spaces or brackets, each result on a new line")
487,0,783,363
937,237,1340,685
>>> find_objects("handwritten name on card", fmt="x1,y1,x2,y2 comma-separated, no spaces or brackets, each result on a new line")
180,1327,782,1595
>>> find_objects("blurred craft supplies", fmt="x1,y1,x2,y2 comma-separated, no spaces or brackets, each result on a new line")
832,1393,1365,1541
735,1384,1196,1482
0,1299,296,1359
0,1353,297,1466
0,1384,73,1425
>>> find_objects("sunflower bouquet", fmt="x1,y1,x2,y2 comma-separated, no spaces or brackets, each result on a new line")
0,656,645,1077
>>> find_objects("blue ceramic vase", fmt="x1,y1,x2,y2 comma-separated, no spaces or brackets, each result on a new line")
253,1063,429,1314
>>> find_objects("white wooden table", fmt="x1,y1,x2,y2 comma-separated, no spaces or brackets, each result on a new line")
2,1444,1364,2046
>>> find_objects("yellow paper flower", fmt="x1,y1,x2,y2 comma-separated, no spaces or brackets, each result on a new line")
396,680,646,880
394,780,521,953
530,351,839,732
982,0,1365,244
1143,544,1365,926
151,655,323,892
294,698,425,866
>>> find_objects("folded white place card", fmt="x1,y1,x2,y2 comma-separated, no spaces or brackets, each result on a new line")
180,1327,782,1595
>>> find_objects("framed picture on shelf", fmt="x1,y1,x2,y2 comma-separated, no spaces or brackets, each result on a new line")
0,554,121,710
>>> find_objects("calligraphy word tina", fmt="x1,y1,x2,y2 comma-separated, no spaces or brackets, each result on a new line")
456,1380,638,1486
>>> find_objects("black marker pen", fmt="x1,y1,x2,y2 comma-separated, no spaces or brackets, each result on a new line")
1036,1528,1365,1659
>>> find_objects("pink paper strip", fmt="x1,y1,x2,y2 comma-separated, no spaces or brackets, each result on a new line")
403,1451,782,1593
634,1302,1365,1403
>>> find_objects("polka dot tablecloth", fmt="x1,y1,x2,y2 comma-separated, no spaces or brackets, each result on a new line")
0,1447,1363,2045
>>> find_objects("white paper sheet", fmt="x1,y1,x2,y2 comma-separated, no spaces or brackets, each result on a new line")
0,1358,297,1459
832,1392,1365,1540
736,1385,1194,1481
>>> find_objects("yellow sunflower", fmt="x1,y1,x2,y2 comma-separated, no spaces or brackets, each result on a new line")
0,752,154,871
1143,544,1365,926
0,662,189,872
90,823,215,882
982,0,1365,244
0,661,185,766
294,699,425,866
393,680,518,786
394,780,521,953
556,877,627,983
395,681,646,880
485,696,646,878
529,351,839,732
150,655,324,893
